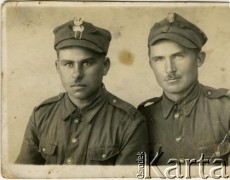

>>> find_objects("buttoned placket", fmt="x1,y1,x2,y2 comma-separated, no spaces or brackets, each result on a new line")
158,82,207,163
172,103,186,159
64,108,84,165
62,93,106,164
55,86,107,165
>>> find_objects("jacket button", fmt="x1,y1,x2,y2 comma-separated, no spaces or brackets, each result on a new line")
74,118,80,123
42,147,46,152
207,91,212,95
175,136,182,142
179,158,185,163
215,150,220,156
102,154,107,159
71,138,79,144
66,157,73,164
174,113,180,119
113,99,117,103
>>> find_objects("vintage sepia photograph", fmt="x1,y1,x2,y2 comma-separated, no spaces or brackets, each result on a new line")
1,1,230,178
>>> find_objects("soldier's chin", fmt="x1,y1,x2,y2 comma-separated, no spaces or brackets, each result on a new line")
70,92,89,99
162,86,185,94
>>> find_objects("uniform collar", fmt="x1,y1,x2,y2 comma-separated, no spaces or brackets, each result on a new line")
162,81,200,119
60,84,107,123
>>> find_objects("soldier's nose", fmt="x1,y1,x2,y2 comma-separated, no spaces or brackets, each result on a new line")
165,59,176,74
72,65,83,79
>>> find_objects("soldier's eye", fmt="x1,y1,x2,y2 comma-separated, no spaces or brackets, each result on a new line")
84,62,91,66
65,63,74,68
83,61,94,67
153,57,163,62
175,54,184,59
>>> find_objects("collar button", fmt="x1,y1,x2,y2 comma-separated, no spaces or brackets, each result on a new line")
74,118,80,123
174,113,180,119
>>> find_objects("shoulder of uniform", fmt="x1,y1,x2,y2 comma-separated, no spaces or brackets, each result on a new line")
107,92,140,120
200,84,230,99
137,96,162,110
34,92,65,111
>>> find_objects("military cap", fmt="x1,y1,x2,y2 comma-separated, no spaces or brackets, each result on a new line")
148,13,208,50
53,18,112,54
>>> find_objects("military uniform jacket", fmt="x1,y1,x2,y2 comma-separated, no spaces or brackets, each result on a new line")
16,87,148,165
138,82,230,165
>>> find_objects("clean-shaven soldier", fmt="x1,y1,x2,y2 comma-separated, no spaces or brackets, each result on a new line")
16,18,149,165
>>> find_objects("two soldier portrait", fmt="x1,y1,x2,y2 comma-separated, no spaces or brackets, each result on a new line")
16,13,230,167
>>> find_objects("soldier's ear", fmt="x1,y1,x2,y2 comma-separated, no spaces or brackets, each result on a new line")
196,51,206,67
103,57,110,76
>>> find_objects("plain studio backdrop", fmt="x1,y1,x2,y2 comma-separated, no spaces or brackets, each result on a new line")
2,2,230,165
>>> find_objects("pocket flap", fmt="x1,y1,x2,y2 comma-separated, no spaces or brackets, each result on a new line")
39,140,57,156
88,147,119,161
198,141,230,158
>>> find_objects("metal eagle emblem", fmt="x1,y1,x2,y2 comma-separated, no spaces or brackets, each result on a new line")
73,18,84,39
167,12,175,23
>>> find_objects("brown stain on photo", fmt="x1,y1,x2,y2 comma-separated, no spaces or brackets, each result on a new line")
48,168,54,175
220,67,225,71
119,50,134,65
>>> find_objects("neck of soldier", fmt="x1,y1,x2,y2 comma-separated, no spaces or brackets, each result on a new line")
164,81,198,103
68,87,101,108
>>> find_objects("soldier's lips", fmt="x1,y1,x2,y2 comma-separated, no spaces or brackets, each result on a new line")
70,84,87,88
164,77,181,82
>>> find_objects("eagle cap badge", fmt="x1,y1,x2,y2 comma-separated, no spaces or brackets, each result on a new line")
73,18,85,39
167,12,175,23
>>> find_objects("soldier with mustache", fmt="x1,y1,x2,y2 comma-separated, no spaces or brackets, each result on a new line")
138,13,230,165
16,18,148,165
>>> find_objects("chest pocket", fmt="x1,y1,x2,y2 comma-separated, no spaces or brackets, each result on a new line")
38,139,57,164
87,147,119,165
198,141,230,163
